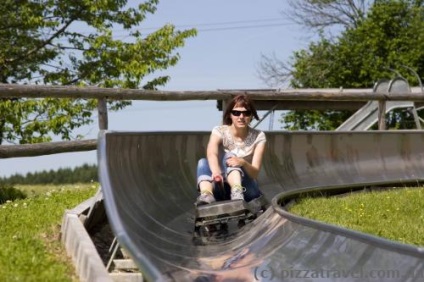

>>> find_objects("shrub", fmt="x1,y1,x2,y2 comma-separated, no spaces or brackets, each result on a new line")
0,184,27,204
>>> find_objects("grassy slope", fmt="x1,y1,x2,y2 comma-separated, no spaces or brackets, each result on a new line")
289,187,424,246
3,184,423,281
0,184,97,281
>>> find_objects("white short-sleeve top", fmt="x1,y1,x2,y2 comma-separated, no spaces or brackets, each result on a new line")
212,125,266,162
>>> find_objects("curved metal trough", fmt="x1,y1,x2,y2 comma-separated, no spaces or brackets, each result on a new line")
98,131,424,281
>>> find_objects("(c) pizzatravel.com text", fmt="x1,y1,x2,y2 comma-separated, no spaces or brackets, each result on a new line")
253,266,424,280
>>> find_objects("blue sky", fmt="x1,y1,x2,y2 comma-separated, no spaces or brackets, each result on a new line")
1,0,308,177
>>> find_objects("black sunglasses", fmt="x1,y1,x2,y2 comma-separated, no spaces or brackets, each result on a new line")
231,110,252,117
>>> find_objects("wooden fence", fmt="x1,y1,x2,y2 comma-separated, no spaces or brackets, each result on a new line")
0,84,423,158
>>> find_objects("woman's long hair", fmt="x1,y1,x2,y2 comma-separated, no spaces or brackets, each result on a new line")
222,94,259,125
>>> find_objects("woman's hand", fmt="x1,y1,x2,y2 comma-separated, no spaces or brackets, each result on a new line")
212,172,222,181
212,173,223,183
226,156,245,167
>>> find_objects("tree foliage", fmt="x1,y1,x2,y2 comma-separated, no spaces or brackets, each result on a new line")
0,0,196,144
262,0,424,130
0,163,98,185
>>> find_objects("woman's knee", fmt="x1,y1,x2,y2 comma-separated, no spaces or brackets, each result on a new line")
197,158,208,168
221,152,236,168
197,158,211,175
224,152,236,159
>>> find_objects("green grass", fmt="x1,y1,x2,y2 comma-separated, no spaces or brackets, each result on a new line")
289,187,424,247
13,183,95,198
3,183,422,280
0,183,98,281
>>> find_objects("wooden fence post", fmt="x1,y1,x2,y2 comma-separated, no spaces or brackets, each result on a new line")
378,100,386,130
97,98,108,130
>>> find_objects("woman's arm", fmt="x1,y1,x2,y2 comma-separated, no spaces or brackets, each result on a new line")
226,142,266,179
206,133,223,178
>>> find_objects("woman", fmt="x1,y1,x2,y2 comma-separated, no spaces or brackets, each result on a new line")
196,94,266,206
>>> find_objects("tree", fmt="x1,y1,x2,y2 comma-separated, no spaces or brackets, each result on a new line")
0,163,98,184
260,0,372,88
0,0,196,144
260,0,424,130
285,0,371,34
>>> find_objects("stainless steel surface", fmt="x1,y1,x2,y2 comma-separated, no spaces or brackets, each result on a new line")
337,78,415,131
98,131,424,281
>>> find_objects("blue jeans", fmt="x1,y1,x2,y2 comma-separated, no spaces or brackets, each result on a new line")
196,152,262,202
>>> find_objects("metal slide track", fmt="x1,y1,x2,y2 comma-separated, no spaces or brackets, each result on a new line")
337,78,416,131
98,131,424,281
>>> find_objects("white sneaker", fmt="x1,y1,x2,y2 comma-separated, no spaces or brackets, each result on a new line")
196,192,216,206
231,185,245,200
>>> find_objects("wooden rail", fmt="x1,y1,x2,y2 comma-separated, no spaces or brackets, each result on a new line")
0,83,422,101
0,84,422,158
0,140,97,158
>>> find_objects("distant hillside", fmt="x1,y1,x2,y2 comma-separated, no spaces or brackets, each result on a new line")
0,164,98,185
